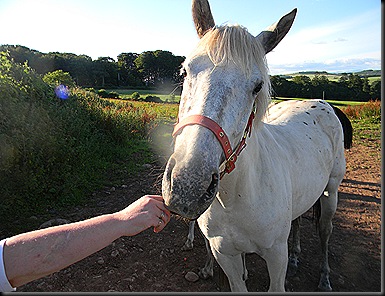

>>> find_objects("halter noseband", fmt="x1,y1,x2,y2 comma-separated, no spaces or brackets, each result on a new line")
172,106,255,179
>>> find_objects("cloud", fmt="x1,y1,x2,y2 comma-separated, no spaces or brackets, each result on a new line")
265,8,380,75
334,37,348,43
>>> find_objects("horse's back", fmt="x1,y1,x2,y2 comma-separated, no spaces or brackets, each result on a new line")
265,99,344,151
266,99,334,126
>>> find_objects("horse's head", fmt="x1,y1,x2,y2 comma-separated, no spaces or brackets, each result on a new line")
162,0,297,219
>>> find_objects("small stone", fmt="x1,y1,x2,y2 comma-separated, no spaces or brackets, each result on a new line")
97,257,105,264
119,248,128,254
185,271,199,282
111,250,119,257
36,281,46,289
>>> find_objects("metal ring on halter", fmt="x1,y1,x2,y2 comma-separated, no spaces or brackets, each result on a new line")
159,211,165,219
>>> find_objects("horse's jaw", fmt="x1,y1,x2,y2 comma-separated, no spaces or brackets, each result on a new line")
162,143,220,220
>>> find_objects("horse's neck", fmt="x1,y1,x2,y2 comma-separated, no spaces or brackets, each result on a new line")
217,123,274,204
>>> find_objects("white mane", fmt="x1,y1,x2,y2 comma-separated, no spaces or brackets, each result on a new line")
188,24,272,124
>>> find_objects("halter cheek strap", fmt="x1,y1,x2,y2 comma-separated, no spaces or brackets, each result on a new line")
172,109,255,179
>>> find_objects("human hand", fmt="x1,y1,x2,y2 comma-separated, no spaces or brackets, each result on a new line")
116,195,171,236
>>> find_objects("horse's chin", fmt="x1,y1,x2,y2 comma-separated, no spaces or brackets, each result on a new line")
164,173,219,220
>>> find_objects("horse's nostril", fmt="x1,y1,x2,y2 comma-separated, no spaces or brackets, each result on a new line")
207,173,219,195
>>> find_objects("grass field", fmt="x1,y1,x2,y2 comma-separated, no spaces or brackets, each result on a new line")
107,89,371,107
107,89,181,103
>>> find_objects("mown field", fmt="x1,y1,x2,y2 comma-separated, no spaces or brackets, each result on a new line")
108,89,181,103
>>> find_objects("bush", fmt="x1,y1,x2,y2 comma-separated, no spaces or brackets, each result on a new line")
43,70,76,88
144,95,162,103
0,52,156,233
131,91,141,100
97,89,120,99
342,100,381,123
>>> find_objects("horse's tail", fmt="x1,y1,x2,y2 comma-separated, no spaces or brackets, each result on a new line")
331,105,353,149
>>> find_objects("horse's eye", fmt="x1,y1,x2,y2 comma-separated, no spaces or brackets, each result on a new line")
253,81,264,95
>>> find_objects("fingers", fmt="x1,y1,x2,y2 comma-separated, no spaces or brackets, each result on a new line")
136,195,171,233
141,195,171,233
145,195,171,220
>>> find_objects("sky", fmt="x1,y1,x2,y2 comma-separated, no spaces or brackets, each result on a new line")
0,0,381,75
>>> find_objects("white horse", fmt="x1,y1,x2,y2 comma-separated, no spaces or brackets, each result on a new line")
163,0,351,292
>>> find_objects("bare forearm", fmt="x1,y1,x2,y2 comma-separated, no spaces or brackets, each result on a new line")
2,195,170,289
4,212,123,287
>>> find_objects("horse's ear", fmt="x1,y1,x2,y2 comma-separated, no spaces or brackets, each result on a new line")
256,8,297,54
192,0,215,38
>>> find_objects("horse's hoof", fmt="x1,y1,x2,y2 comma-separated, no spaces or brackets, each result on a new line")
198,268,213,279
317,279,332,292
286,258,299,277
286,265,298,277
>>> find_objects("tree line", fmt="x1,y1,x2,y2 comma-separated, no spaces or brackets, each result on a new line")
271,73,381,101
0,45,380,101
0,45,184,90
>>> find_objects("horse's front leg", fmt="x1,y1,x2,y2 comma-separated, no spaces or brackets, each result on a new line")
263,240,289,292
212,249,248,292
198,234,214,279
287,216,301,277
181,220,195,251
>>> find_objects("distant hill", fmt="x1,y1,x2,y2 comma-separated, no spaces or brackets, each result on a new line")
278,70,381,82
352,69,381,77
293,69,381,77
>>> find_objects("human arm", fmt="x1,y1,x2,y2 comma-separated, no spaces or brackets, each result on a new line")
1,194,170,289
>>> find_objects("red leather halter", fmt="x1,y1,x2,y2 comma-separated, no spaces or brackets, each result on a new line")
172,108,255,179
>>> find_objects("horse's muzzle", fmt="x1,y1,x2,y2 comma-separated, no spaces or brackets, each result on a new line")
162,156,219,219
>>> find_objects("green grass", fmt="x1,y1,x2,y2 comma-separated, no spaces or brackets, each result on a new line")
340,100,381,147
351,119,381,147
367,76,381,83
104,98,179,124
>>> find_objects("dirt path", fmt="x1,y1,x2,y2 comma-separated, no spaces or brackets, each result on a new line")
17,137,381,292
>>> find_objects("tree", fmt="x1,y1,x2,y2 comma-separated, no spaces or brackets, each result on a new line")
134,50,184,87
292,75,312,98
94,57,118,87
117,53,142,87
42,70,75,87
311,75,330,99
370,80,381,100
